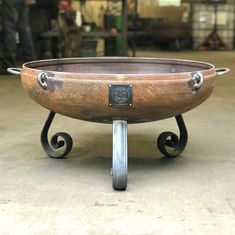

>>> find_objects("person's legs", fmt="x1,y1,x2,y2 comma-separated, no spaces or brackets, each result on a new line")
17,0,35,62
2,0,17,68
0,2,4,71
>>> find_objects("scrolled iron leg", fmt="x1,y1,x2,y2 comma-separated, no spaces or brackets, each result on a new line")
41,111,73,159
157,115,188,158
112,120,128,190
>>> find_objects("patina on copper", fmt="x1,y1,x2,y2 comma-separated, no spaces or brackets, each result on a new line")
20,57,220,123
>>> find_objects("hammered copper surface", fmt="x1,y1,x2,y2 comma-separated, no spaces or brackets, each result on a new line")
21,57,217,123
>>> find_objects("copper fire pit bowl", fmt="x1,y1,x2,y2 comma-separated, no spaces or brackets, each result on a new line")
8,57,229,190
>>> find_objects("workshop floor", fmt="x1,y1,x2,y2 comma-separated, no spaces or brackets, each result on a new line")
0,51,235,235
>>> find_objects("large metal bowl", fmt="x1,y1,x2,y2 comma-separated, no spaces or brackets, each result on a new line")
14,57,227,123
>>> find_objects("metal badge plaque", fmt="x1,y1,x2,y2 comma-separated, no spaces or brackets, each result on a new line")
109,84,132,107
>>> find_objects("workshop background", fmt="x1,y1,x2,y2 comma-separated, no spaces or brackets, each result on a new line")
0,0,235,235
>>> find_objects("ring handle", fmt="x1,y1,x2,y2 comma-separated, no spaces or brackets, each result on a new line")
37,72,50,90
215,68,230,76
7,68,22,75
192,71,204,91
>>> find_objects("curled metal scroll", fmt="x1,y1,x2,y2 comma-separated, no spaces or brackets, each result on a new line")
41,111,73,159
157,115,188,158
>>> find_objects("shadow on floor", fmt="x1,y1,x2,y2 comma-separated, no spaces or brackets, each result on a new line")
69,132,185,159
51,132,189,176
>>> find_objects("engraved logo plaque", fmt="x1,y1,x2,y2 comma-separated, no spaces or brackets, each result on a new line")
109,84,132,107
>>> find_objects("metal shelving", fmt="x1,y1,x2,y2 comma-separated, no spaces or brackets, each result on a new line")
82,0,129,56
191,0,234,50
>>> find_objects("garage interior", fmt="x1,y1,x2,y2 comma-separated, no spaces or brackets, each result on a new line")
0,0,235,234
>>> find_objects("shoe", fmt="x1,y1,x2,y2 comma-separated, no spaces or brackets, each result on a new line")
0,68,8,75
0,67,15,75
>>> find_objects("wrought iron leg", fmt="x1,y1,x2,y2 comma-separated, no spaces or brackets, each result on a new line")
41,111,73,159
157,115,188,158
112,120,128,190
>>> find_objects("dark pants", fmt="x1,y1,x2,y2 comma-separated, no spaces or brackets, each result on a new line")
2,0,35,68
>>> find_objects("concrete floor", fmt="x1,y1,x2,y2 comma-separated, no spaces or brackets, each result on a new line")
0,51,235,234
